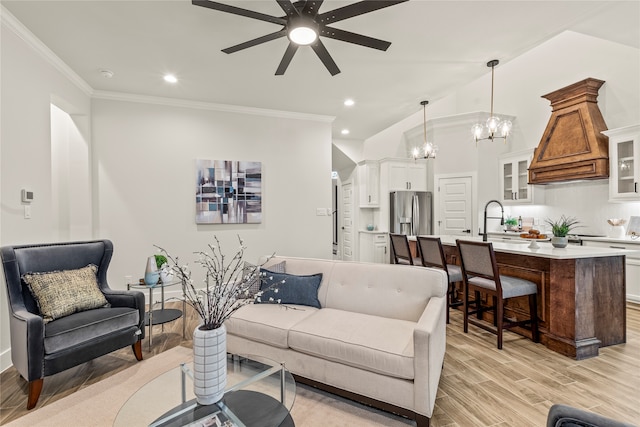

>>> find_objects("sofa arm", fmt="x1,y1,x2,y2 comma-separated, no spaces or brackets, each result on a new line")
102,289,146,339
412,295,447,418
10,308,45,381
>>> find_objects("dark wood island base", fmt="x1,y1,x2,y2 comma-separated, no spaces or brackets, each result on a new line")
436,240,628,360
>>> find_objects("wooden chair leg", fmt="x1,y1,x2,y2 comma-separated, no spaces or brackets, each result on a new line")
132,340,143,361
463,282,469,333
475,291,482,319
529,294,539,343
497,298,504,350
27,378,43,410
446,283,452,324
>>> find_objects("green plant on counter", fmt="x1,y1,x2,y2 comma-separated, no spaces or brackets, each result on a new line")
545,215,580,237
504,217,519,227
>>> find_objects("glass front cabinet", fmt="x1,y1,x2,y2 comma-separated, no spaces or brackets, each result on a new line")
603,124,640,202
500,149,541,204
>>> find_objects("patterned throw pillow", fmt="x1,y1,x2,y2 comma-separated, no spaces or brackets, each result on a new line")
22,264,109,322
241,260,286,298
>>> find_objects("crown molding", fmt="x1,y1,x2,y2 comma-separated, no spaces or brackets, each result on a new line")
1,5,93,96
92,90,335,123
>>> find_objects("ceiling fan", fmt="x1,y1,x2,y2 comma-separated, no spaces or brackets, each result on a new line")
192,0,408,76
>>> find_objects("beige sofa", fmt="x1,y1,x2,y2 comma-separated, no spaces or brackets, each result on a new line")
225,256,448,427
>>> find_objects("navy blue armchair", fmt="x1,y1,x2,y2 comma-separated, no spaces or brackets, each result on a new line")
1,240,145,409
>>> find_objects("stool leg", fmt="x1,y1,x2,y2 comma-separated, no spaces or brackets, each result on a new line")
446,282,452,324
529,294,539,343
463,282,469,333
497,298,504,350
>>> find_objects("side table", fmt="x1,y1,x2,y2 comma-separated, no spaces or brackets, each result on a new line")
127,280,186,350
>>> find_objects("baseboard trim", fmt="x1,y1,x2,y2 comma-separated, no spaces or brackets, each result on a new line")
1,347,13,373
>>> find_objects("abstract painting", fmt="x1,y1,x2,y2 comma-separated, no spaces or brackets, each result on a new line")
195,159,262,224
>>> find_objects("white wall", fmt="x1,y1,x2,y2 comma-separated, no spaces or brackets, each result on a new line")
0,13,333,372
364,31,640,235
1,17,93,372
91,96,333,292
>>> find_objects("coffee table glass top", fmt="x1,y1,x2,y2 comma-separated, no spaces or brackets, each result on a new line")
115,354,296,427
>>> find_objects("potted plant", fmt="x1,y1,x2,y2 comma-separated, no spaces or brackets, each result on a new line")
504,217,519,231
154,254,173,284
545,215,580,248
155,235,273,405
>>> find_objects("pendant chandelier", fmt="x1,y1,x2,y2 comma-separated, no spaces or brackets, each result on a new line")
412,100,438,159
471,60,512,144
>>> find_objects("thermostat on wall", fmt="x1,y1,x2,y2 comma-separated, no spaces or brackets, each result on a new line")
21,189,34,203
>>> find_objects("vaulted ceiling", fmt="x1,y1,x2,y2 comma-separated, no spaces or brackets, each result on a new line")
3,1,639,140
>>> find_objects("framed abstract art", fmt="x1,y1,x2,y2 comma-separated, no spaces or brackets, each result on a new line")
195,159,262,224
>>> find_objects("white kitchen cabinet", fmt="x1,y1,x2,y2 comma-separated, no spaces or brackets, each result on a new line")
358,160,380,207
384,159,428,191
359,232,388,263
500,149,542,204
603,124,640,202
581,239,640,303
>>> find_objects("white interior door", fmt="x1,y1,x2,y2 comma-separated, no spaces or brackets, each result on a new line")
437,176,473,236
341,181,354,261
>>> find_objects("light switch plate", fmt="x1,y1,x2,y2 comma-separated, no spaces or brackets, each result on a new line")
24,205,31,219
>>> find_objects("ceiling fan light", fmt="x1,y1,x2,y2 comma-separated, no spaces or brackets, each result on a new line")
289,26,317,45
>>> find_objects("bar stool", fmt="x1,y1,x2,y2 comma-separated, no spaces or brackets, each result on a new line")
416,236,463,323
389,233,421,265
456,239,539,349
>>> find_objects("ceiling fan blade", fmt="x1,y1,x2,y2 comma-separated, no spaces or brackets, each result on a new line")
311,39,341,76
192,0,287,25
222,29,287,54
275,43,299,75
276,0,299,17
301,0,324,17
318,0,408,25
321,26,391,51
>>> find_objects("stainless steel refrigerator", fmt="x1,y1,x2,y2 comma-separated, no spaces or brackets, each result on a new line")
389,191,432,235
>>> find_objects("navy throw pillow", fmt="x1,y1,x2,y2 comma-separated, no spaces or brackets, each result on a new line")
255,270,322,309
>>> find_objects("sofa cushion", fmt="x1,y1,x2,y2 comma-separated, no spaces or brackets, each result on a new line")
288,308,416,380
226,303,319,349
256,271,322,308
242,260,286,298
44,307,139,354
22,264,109,322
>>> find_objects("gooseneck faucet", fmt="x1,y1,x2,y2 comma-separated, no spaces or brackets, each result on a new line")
483,200,504,242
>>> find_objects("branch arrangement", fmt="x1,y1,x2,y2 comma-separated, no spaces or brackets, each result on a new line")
155,235,274,330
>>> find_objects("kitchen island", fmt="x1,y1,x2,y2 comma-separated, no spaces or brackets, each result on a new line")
411,235,637,359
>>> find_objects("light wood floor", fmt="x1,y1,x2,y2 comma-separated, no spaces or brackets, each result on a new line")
1,302,639,426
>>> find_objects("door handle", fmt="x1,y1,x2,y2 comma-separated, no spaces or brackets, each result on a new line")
635,182,638,193
463,229,471,234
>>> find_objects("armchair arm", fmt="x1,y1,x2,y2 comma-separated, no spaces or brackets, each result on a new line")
102,289,146,339
412,295,447,418
10,308,45,381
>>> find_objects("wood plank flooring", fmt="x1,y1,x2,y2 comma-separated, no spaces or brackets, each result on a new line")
1,302,639,426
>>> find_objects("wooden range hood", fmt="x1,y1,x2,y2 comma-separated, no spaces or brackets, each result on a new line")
529,78,609,184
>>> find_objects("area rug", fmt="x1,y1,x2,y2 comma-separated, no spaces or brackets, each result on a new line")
4,346,413,427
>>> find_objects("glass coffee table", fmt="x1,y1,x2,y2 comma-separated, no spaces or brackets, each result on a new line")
115,354,296,427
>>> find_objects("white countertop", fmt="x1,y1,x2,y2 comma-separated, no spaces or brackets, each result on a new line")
409,234,639,259
579,235,640,245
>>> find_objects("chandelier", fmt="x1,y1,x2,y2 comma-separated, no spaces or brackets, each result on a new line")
471,60,512,144
412,101,438,159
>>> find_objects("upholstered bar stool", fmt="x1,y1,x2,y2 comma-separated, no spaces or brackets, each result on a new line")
455,239,539,349
389,234,421,265
416,236,463,323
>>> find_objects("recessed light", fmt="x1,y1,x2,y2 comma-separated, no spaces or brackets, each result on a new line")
344,99,355,107
341,129,350,135
164,74,178,83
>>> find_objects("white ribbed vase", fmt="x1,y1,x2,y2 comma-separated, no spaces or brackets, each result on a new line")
193,323,227,405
